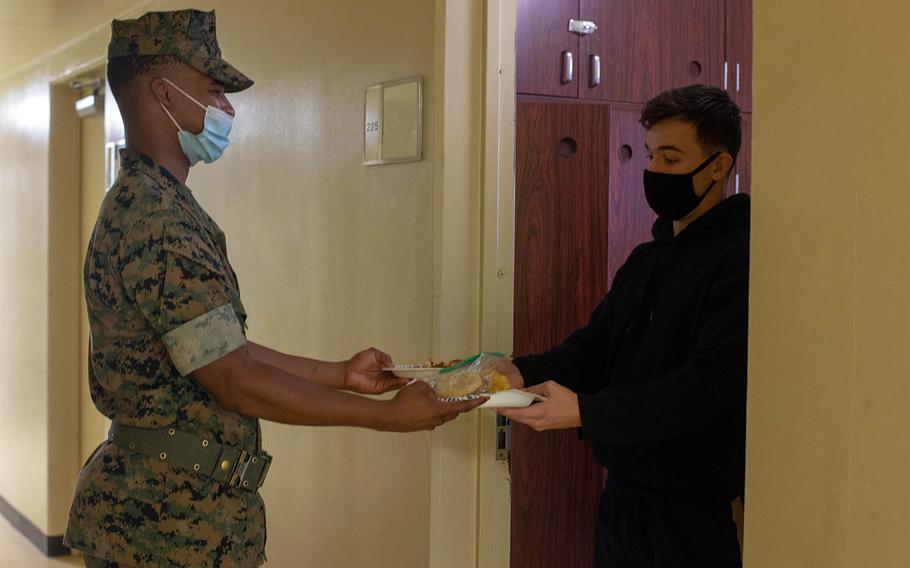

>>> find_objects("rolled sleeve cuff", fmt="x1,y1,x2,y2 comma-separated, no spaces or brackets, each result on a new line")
162,303,246,376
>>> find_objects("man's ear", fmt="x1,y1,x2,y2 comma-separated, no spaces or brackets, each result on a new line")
148,77,172,107
713,152,735,180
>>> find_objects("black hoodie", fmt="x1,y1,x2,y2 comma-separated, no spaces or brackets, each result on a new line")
514,194,750,500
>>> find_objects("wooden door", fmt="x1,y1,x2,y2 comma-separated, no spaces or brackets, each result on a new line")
516,0,580,98
512,100,612,568
607,105,656,283
725,0,752,112
579,0,726,103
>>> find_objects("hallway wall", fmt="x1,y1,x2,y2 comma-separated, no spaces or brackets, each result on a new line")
745,1,910,566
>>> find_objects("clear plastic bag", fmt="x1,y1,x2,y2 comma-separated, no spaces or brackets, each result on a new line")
428,352,510,397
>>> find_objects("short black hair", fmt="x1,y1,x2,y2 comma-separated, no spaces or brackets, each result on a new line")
640,84,742,161
106,55,182,104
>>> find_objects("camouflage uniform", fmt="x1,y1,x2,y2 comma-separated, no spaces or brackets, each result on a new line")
64,10,265,567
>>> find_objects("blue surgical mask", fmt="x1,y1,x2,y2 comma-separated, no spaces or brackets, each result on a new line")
159,78,233,166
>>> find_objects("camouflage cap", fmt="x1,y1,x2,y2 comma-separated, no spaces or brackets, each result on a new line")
108,9,253,93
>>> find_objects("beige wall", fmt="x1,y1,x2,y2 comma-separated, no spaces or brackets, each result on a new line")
744,1,910,566
0,1,497,566
0,66,52,535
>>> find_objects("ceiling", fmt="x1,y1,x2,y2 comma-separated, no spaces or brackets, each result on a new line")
0,1,141,80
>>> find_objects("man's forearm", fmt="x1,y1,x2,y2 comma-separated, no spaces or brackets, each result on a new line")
514,339,599,393
197,347,394,430
237,361,394,429
246,341,344,389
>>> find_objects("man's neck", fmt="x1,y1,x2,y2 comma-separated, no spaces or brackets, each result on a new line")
672,187,726,236
673,214,700,237
125,136,191,185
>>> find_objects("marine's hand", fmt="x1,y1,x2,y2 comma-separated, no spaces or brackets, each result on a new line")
495,381,580,431
384,381,487,432
495,357,525,389
343,347,409,394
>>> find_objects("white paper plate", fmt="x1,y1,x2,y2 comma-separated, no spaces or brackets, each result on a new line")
438,389,545,409
382,366,440,379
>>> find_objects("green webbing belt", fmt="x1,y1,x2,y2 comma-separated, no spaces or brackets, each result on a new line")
108,423,272,492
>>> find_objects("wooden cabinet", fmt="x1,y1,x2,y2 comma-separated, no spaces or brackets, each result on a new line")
732,112,752,195
512,100,612,568
725,0,753,112
512,100,662,567
514,100,611,362
517,0,726,103
516,0,579,98
607,104,657,282
580,0,725,102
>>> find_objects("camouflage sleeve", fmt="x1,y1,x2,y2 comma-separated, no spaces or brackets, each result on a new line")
161,303,245,375
118,213,246,375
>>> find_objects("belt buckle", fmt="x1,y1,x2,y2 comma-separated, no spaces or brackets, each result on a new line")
228,450,272,490
257,452,273,489
228,450,251,488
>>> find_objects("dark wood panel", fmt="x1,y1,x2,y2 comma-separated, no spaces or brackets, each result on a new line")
514,101,611,353
680,0,726,91
512,101,611,568
516,0,579,98
510,426,602,568
734,112,752,195
607,104,657,284
725,0,753,112
580,0,726,103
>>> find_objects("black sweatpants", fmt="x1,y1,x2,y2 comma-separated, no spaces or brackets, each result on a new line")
594,477,742,568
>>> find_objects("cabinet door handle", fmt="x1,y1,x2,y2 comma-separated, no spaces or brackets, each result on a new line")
562,51,574,84
589,54,601,87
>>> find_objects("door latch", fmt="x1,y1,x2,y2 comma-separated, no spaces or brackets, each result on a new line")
568,19,598,36
495,415,511,462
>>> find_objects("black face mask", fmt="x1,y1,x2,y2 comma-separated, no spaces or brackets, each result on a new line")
643,151,721,221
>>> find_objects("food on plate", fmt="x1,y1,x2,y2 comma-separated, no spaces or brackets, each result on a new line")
433,372,483,398
489,371,511,393
423,358,463,369
433,369,512,397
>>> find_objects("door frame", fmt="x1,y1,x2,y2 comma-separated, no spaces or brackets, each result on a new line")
426,0,517,567
478,1,517,567
46,56,107,542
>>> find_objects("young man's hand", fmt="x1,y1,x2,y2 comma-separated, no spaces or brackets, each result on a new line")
384,381,487,432
342,348,409,394
495,357,525,389
495,380,581,431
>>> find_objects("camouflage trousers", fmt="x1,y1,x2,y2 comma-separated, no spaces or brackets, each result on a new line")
83,554,133,567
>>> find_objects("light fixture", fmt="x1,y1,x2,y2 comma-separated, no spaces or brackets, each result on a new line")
75,93,102,117
70,77,104,118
